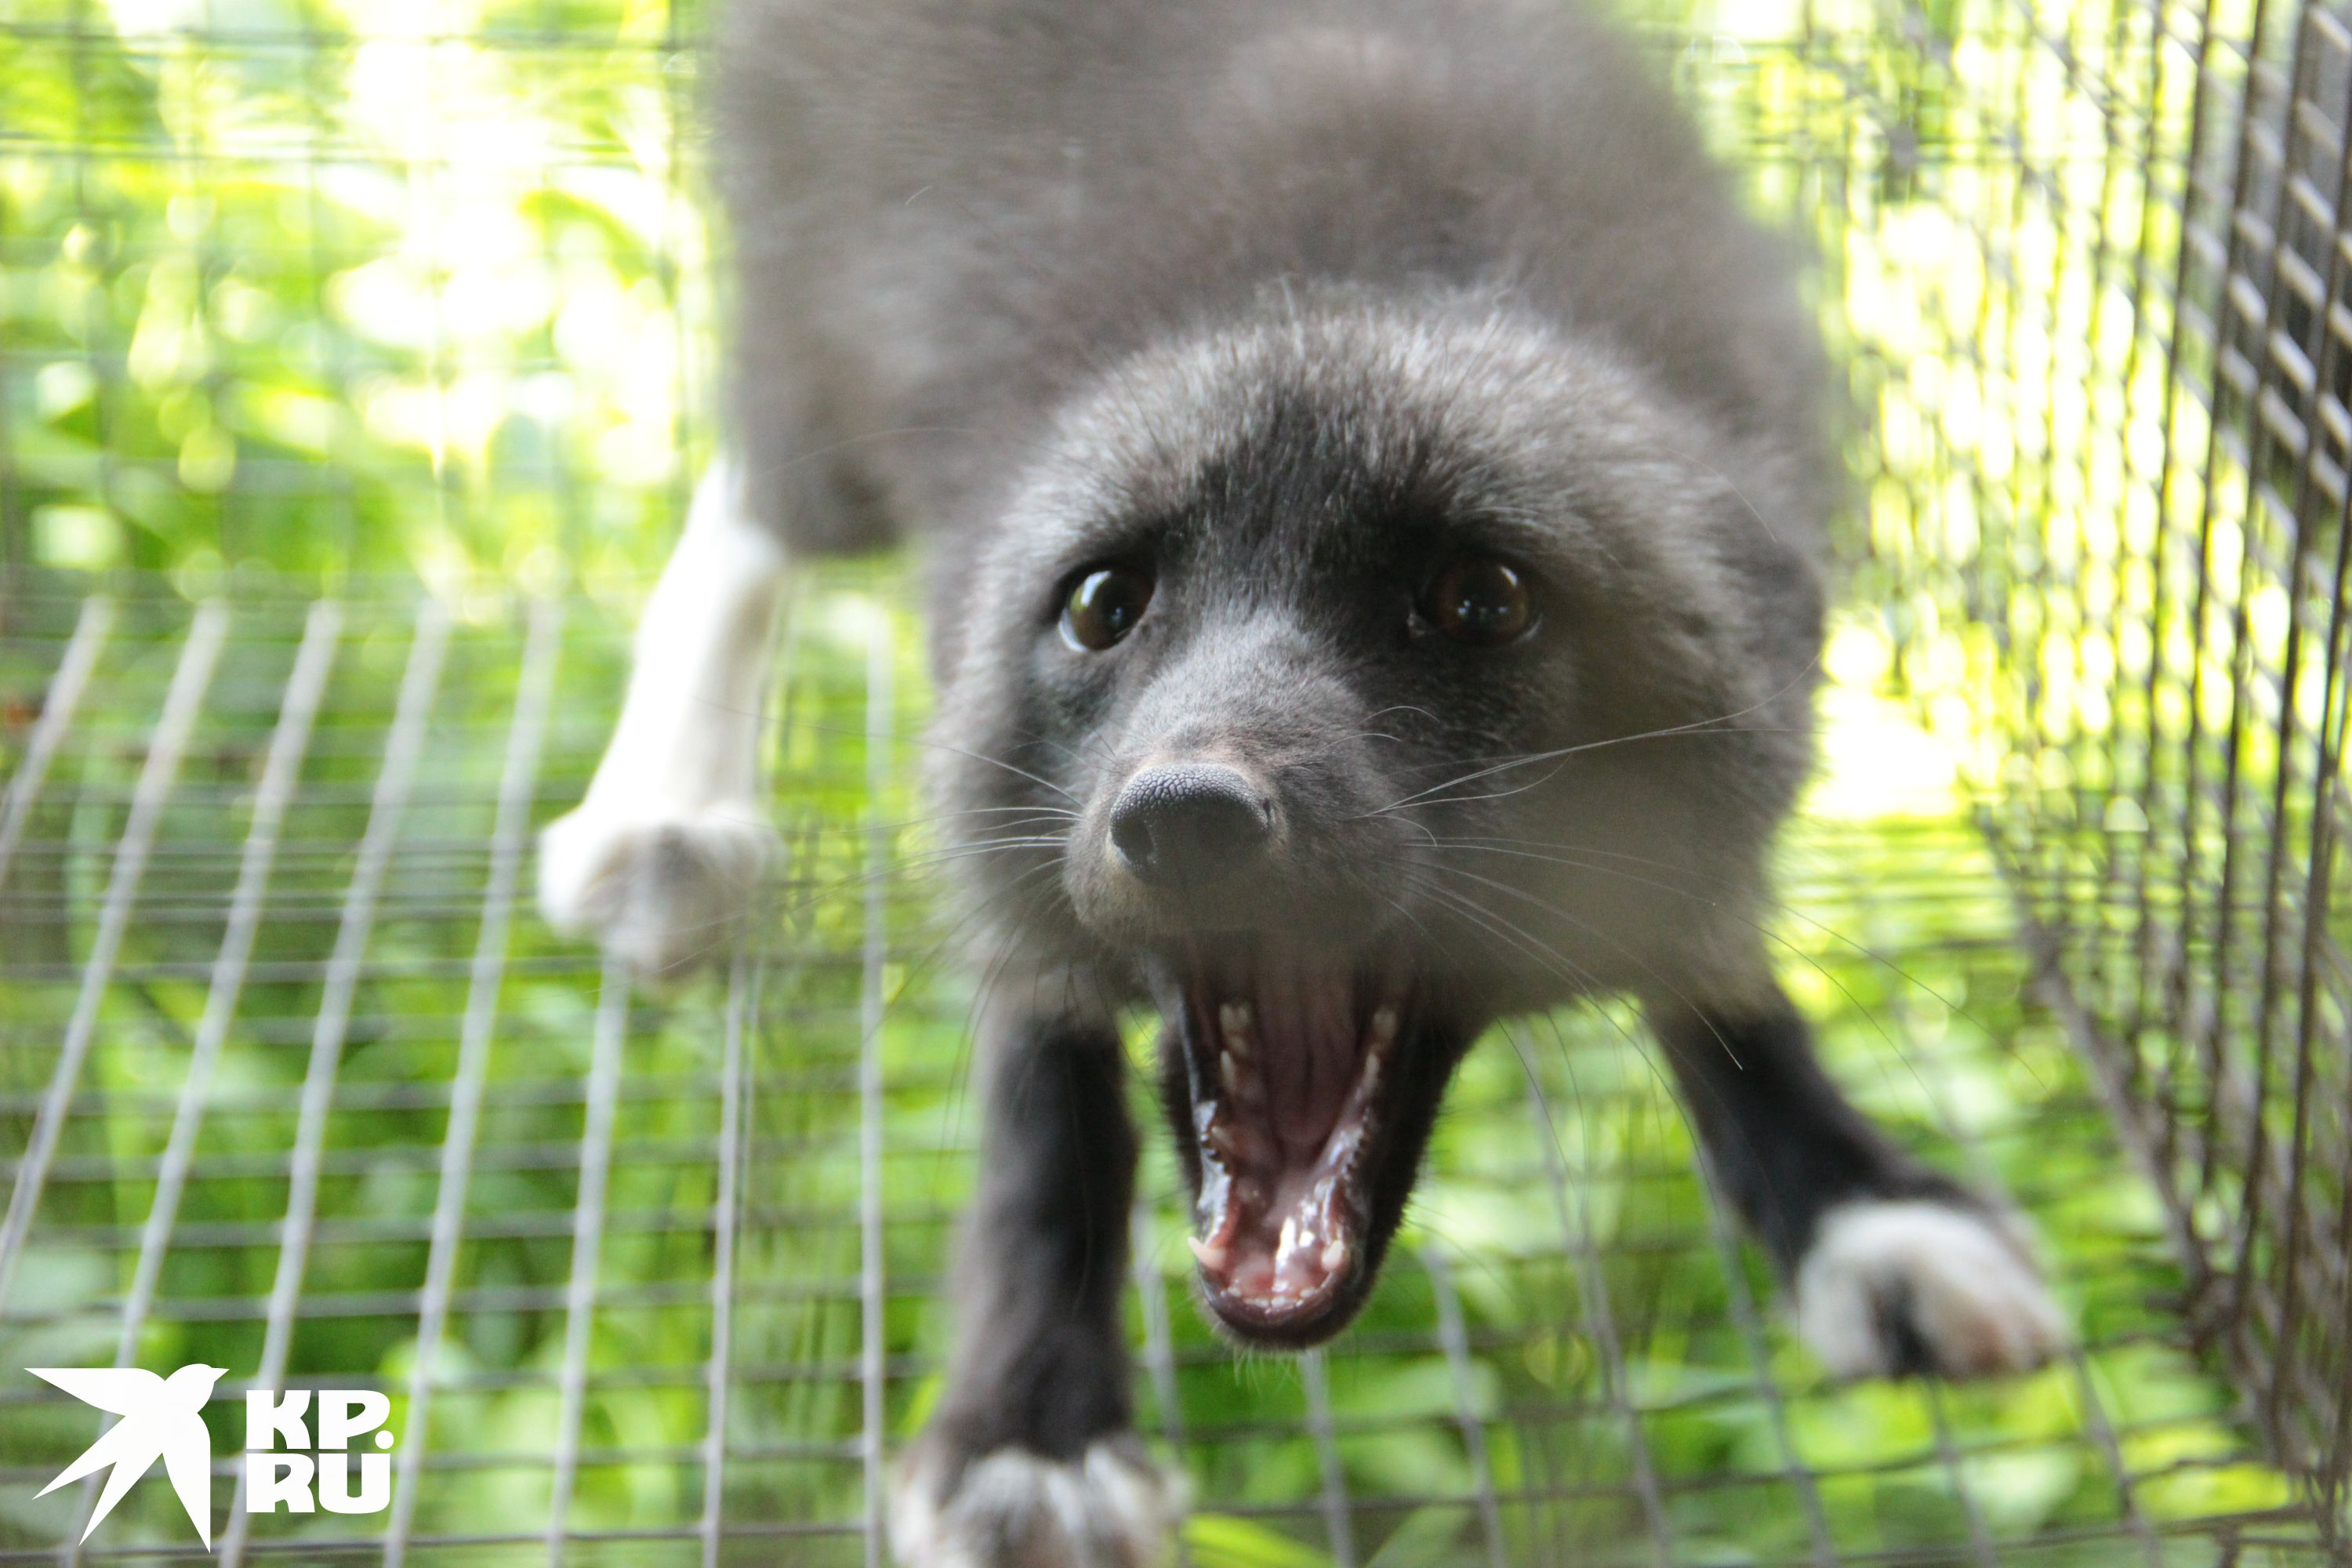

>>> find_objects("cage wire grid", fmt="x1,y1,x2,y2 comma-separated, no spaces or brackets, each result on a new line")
1,0,2350,1565
0,580,2328,1568
1860,0,2352,1532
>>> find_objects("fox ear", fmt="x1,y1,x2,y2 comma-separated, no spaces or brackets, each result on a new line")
29,1367,164,1415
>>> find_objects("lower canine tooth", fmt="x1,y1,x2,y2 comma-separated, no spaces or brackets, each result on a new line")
1188,1235,1229,1271
1321,1237,1350,1274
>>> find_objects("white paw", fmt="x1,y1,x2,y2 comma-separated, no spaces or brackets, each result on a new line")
1794,1197,2067,1381
535,800,778,978
890,1435,1185,1568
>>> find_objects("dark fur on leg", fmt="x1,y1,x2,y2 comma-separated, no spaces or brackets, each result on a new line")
936,1000,1138,1459
1650,982,2064,1379
892,992,1185,1567
1648,985,1965,1272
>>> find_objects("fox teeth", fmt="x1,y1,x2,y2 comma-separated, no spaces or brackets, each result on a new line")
1367,1004,1399,1052
1218,1047,1260,1105
1218,1001,1256,1058
1205,1118,1265,1166
1188,1234,1230,1271
1320,1236,1350,1276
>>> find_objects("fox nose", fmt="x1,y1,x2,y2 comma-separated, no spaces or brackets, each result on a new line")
1109,763,1275,886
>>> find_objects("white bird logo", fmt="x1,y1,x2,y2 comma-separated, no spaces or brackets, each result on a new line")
32,1364,227,1547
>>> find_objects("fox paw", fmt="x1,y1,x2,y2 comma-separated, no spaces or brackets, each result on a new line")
889,1431,1185,1568
1795,1197,2067,1380
536,800,777,978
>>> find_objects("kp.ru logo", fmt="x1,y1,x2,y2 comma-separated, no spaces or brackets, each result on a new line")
31,1365,397,1548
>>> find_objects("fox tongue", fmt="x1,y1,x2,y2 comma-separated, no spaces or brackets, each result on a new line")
1254,964,1357,1160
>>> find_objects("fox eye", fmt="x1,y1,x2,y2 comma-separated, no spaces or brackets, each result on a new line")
1061,565,1155,650
1424,556,1534,646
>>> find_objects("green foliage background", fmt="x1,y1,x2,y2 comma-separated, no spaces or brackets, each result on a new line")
2,0,716,586
0,0,2337,1560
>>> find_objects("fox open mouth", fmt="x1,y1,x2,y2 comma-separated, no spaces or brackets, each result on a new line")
1172,950,1414,1341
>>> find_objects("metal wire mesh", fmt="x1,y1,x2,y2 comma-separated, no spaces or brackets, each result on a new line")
0,579,2330,1566
1840,0,2352,1539
2,0,2350,1563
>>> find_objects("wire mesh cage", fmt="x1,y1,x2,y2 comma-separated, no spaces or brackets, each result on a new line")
2,0,2351,1565
1842,0,2352,1533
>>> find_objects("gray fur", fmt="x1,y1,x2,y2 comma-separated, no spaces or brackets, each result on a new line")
717,0,1831,986
702,2,2042,1553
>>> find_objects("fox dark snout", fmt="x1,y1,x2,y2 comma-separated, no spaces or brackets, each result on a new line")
1108,762,1281,887
1064,633,1410,947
